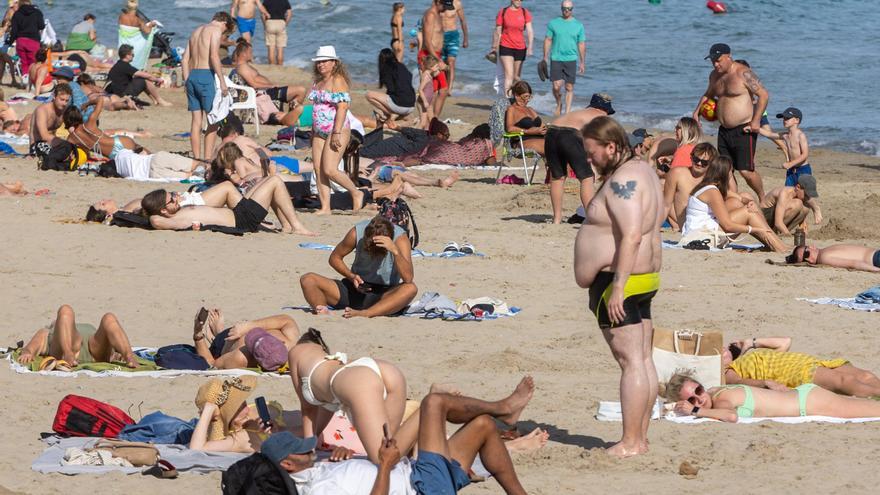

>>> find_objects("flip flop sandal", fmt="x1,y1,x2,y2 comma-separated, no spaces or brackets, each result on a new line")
459,243,475,255
443,242,460,253
143,460,178,479
38,356,57,371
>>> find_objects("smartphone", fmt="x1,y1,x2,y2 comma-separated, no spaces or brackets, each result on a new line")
197,307,209,325
255,397,272,428
383,423,390,441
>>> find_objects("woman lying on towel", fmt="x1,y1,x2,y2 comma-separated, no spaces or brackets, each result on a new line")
680,155,787,252
666,372,880,422
722,337,880,397
85,181,248,224
191,307,300,370
16,305,138,369
289,328,407,464
394,120,496,167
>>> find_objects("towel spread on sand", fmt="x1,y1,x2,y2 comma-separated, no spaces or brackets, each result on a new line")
298,243,485,258
799,285,880,311
409,164,516,171
596,401,880,424
4,347,286,378
282,304,521,321
662,239,764,252
33,436,246,475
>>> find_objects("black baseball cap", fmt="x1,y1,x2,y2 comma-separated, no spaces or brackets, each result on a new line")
588,93,615,115
704,43,731,62
776,107,803,121
797,175,818,198
632,128,652,139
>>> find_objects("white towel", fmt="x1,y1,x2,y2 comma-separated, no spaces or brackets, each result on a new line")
208,75,235,125
798,297,880,312
596,400,664,422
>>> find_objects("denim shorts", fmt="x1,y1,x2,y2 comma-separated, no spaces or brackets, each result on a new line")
410,451,470,495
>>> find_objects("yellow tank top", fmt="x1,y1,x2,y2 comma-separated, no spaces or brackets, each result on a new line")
728,348,848,388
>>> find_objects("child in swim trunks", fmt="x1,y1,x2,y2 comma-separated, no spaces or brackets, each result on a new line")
762,107,811,187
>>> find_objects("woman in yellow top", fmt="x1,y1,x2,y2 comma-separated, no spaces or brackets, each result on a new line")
723,337,880,397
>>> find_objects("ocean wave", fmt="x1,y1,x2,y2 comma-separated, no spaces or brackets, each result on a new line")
284,57,311,69
173,0,226,8
339,27,370,34
316,4,352,20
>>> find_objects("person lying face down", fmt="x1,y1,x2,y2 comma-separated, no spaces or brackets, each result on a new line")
666,372,880,422
722,336,880,397
785,243,880,272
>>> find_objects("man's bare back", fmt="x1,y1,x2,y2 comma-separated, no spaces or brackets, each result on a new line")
551,107,604,131
575,160,664,287
663,167,702,229
186,24,222,71
707,63,758,128
802,244,880,272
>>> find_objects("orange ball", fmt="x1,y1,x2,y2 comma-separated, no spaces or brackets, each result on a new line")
700,98,718,121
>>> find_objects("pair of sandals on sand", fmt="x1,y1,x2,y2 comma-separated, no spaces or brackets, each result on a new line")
443,241,476,254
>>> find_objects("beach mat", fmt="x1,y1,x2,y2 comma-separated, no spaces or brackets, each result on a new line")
797,297,880,312
596,401,880,424
299,242,485,258
282,305,520,321
32,436,246,475
3,347,287,378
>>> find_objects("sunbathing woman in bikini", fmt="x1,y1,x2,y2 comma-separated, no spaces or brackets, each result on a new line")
63,95,147,160
17,305,138,369
666,372,880,422
288,328,407,464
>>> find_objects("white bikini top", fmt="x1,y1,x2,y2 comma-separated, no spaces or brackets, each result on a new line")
682,185,720,235
300,352,348,412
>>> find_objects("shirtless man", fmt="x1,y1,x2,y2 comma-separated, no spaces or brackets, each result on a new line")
183,12,236,161
693,43,768,201
421,0,449,118
141,176,315,235
29,83,71,160
439,0,468,95
192,308,299,369
231,39,305,117
230,0,268,43
543,92,613,223
662,142,717,230
575,116,664,458
786,244,880,272
760,175,821,235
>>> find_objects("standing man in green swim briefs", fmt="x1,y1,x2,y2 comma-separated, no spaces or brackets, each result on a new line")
575,116,664,458
439,0,468,95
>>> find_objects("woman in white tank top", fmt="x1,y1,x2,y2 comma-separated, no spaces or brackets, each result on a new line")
682,156,788,252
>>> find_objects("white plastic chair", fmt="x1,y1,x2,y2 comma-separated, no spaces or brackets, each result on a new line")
227,81,259,135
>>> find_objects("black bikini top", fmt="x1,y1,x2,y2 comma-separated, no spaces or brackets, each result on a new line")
515,116,542,129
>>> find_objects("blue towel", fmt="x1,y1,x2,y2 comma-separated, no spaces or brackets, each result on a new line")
0,142,22,156
856,285,880,304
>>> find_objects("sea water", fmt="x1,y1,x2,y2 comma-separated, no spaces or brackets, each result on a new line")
44,0,879,156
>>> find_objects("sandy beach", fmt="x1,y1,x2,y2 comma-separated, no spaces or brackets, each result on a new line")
2,63,880,494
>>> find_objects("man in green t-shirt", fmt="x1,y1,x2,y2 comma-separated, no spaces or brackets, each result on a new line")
542,1,586,115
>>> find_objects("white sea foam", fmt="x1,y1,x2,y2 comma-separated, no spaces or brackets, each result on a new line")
339,27,370,34
173,0,227,8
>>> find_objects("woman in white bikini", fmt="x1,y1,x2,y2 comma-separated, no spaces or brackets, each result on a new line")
288,328,407,464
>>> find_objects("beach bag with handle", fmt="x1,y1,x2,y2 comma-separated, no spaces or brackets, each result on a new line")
89,439,159,467
52,394,134,438
377,198,419,248
653,329,724,393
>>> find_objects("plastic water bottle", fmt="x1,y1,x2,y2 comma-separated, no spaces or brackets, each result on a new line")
794,227,806,247
170,70,178,88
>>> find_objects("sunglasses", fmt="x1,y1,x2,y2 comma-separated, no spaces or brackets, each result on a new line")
562,6,573,11
802,248,811,261
165,192,178,207
691,156,710,167
686,385,705,405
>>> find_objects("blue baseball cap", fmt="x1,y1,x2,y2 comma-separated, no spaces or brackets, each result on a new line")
51,66,76,81
260,432,317,464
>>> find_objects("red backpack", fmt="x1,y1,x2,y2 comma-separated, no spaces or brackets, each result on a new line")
52,394,134,438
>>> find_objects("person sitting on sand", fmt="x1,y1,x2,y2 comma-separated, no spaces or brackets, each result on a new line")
666,371,880,422
785,243,880,272
681,155,787,252
273,376,536,495
192,307,299,370
105,44,172,108
29,83,71,160
367,48,416,122
288,328,408,464
213,141,277,193
26,46,54,96
663,142,717,230
140,178,316,235
17,304,139,369
75,73,139,114
759,175,821,235
300,216,417,318
721,336,880,397
230,39,306,126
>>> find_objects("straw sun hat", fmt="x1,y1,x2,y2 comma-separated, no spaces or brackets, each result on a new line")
195,376,257,441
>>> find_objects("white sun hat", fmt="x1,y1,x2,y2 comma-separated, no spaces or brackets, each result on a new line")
311,46,340,62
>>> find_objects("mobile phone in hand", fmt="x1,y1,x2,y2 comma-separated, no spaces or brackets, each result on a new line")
197,307,209,325
255,396,272,428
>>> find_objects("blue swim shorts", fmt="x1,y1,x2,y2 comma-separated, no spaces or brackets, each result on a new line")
185,69,216,112
378,165,406,183
237,16,256,36
784,163,812,187
410,450,470,495
442,30,461,60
